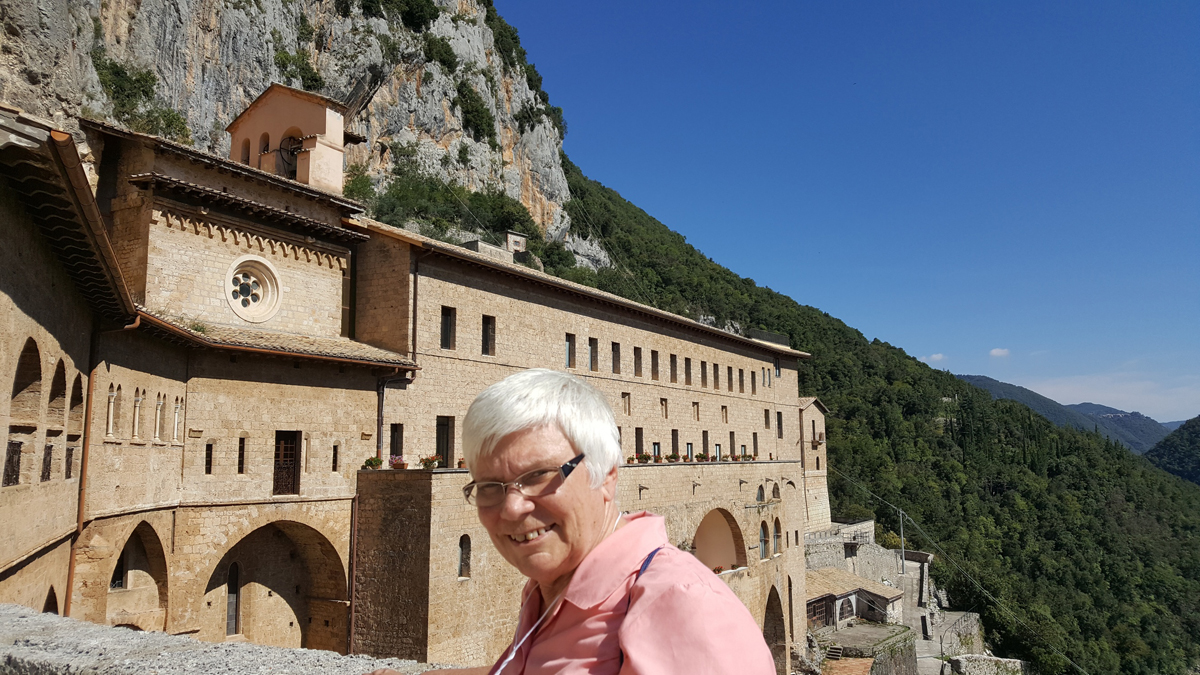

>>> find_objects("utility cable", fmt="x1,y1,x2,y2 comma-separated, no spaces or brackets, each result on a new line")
829,465,1091,675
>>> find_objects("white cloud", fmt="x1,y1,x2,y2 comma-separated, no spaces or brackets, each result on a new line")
919,353,947,363
990,348,1010,358
1018,372,1200,423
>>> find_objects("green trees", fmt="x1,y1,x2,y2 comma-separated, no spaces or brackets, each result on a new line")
89,48,191,144
1146,416,1200,485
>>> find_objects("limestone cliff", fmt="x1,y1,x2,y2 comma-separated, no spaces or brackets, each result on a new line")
0,0,577,240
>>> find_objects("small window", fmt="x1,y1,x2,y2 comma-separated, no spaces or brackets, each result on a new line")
390,423,404,457
332,444,339,472
672,429,679,455
565,334,576,368
205,443,214,475
652,442,661,458
341,269,352,338
436,416,455,468
757,485,765,502
40,444,52,482
482,315,496,356
738,369,744,393
110,551,126,589
588,338,599,372
700,361,708,388
4,441,21,487
692,401,700,421
773,484,781,500
65,446,75,480
238,438,246,474
777,411,784,439
774,358,781,378
650,350,659,380
765,409,771,428
611,342,621,374
751,371,756,395
669,354,677,383
714,443,722,460
684,357,692,385
240,138,251,164
703,431,709,455
686,442,693,460
730,431,736,455
816,456,821,470
635,428,644,455
721,406,728,424
459,534,471,579
727,366,733,392
633,347,643,377
773,519,782,554
621,392,631,415
440,306,457,350
760,522,769,560
713,363,719,390
753,432,759,457
259,132,270,154
660,398,668,419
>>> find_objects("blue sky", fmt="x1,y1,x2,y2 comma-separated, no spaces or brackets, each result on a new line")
494,1,1200,422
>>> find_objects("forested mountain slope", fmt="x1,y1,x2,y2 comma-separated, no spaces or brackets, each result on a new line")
958,375,1169,453
551,156,1200,674
1146,417,1200,486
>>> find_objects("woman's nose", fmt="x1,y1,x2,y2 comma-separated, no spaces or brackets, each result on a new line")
498,486,536,519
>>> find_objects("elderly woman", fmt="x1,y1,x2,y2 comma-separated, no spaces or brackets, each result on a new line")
376,369,775,675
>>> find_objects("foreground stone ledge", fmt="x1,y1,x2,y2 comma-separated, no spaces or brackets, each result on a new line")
0,605,437,674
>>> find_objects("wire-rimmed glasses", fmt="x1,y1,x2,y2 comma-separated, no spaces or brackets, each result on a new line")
463,453,585,508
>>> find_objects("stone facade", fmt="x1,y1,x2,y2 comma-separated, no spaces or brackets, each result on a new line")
1,95,834,675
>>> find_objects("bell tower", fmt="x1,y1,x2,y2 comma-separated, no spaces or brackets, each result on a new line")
225,83,348,194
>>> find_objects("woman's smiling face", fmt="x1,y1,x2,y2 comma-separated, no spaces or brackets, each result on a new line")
471,425,618,597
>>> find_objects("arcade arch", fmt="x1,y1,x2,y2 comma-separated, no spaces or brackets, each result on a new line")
692,509,746,572
106,522,169,631
763,587,787,675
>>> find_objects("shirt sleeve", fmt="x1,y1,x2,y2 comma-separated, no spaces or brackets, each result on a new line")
617,579,778,675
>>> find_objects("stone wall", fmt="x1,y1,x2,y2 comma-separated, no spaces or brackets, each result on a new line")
942,612,985,658
949,654,1029,675
806,541,904,588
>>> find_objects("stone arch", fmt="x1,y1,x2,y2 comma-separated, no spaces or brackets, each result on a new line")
756,485,765,502
43,586,58,614
68,375,84,439
9,338,42,424
764,586,787,675
693,508,746,572
46,360,66,427
203,520,347,653
772,483,780,500
106,521,169,631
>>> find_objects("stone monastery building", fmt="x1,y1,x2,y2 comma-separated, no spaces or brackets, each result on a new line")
0,85,833,674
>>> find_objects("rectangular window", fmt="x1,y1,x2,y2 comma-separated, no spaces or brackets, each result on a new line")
777,411,784,439
721,406,728,424
660,398,669,419
634,347,643,377
713,363,719,390
684,358,692,385
622,392,631,415
565,333,576,368
765,409,771,429
686,442,694,460
775,358,781,378
650,350,659,380
753,432,759,457
730,431,736,456
672,430,679,456
238,437,246,474
612,342,621,374
669,354,678,383
65,446,75,480
4,441,21,487
440,306,457,350
205,443,214,475
714,443,722,460
589,338,599,372
341,268,353,338
751,371,757,395
693,401,700,421
436,416,455,468
738,369,744,393
652,442,661,458
390,423,404,458
727,366,733,392
40,444,52,482
332,444,339,472
272,431,301,495
702,430,709,455
701,361,708,387
635,428,644,455
482,315,496,356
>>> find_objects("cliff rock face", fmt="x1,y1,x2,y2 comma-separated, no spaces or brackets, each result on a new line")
0,0,574,239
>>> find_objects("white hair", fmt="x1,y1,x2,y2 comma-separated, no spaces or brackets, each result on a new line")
462,369,621,488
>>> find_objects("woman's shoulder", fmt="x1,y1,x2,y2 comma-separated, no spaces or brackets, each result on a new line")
633,545,743,603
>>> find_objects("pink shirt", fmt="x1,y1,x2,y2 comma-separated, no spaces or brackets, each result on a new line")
487,511,776,675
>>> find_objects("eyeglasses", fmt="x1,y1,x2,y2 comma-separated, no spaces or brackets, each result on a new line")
463,453,585,508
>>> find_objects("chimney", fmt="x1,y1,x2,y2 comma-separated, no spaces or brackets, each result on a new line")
505,231,527,253
225,83,349,194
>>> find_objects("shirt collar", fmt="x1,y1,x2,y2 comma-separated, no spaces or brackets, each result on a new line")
563,511,668,609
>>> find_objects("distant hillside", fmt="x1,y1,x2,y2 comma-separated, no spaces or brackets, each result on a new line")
1146,417,1200,485
956,375,1167,453
1165,420,1188,432
1065,403,1169,454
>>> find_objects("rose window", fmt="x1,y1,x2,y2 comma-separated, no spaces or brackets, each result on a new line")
225,255,281,323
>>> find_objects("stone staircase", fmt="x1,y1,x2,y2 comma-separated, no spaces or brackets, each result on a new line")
825,645,844,660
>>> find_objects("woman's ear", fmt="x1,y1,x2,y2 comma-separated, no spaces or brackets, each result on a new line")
600,465,619,502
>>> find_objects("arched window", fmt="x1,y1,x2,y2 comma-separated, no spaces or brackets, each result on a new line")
773,518,782,554
759,522,769,560
47,361,66,427
226,563,241,635
240,138,251,164
259,132,270,154
756,485,765,502
816,456,821,470
9,338,42,424
772,483,780,500
458,534,471,579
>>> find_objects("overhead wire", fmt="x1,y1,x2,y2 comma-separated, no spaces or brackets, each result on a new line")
828,465,1091,675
